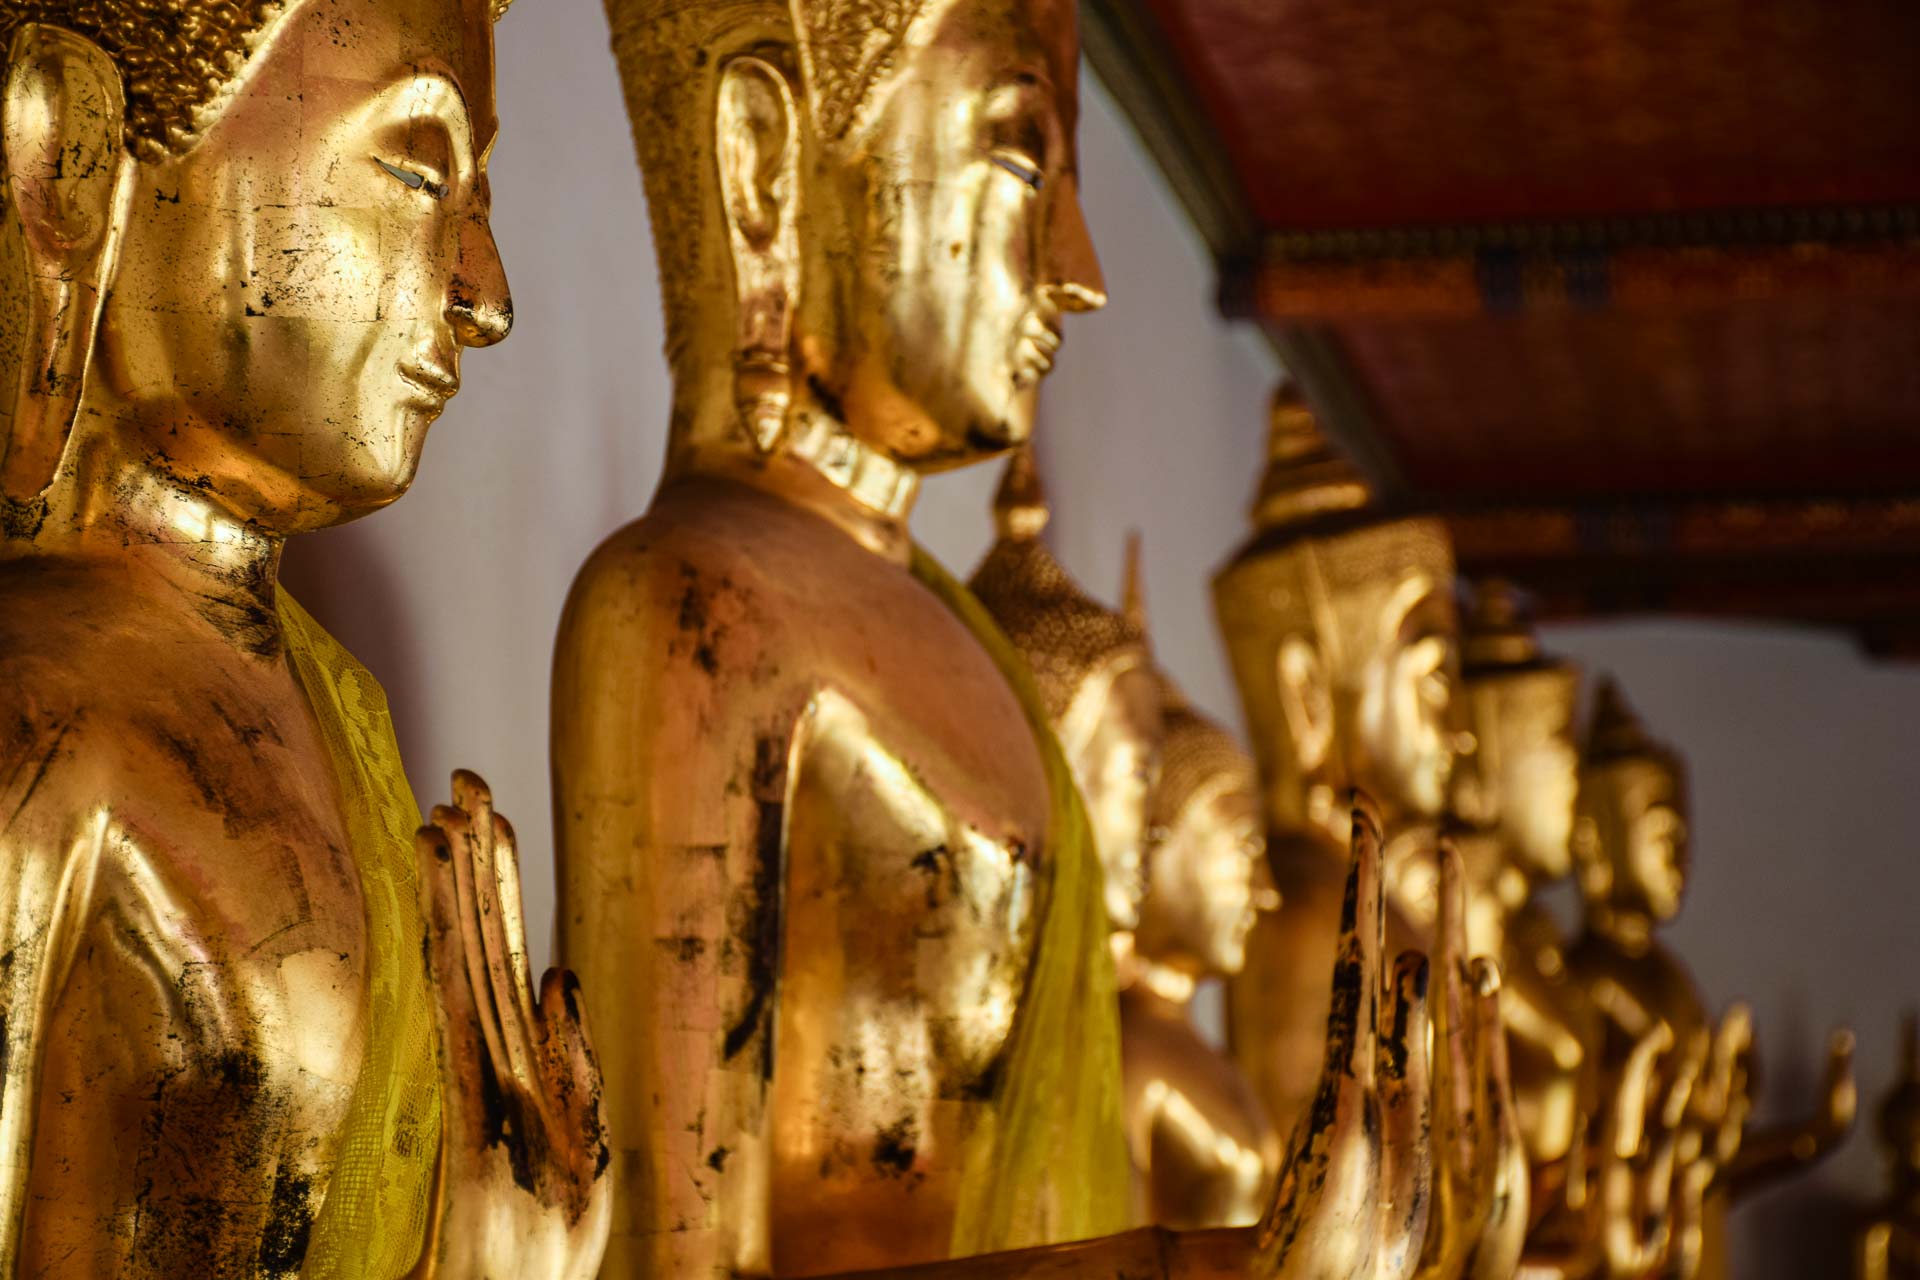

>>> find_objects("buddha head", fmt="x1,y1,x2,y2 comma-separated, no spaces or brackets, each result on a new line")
1572,679,1690,925
607,0,1104,475
1212,385,1460,841
1454,579,1581,887
1,0,512,541
1133,681,1273,980
970,446,1160,931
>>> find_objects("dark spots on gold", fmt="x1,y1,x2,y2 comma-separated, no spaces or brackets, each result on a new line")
706,1145,730,1172
806,374,847,425
871,1116,918,1179
722,735,786,1078
657,934,706,963
675,562,728,676
908,843,954,911
256,1167,314,1274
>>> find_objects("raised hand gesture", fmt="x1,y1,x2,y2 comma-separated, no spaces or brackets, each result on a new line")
1256,795,1433,1280
1416,841,1529,1280
412,771,612,1280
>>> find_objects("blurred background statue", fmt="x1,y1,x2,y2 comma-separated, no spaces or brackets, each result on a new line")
1121,663,1282,1230
1858,1016,1920,1279
1569,680,1854,1277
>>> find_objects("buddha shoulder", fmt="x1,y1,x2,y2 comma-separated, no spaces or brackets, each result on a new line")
558,477,831,676
0,561,361,938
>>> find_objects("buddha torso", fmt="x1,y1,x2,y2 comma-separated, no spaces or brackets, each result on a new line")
1497,902,1599,1165
1566,926,1707,1078
0,554,368,1278
1120,983,1276,1230
554,475,1049,1275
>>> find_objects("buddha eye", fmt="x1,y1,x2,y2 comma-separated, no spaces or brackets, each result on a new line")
375,157,448,201
989,151,1044,192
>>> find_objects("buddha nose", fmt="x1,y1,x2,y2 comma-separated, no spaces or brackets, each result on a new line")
449,218,513,348
1042,173,1107,314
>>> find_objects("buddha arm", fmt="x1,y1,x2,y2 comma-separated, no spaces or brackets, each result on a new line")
0,799,107,1276
0,748,265,1277
552,541,792,1277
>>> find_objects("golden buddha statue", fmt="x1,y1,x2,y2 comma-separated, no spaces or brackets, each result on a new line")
559,2,1435,1274
0,4,608,1277
1857,1016,1920,1279
1452,581,1598,1174
1120,667,1281,1230
970,448,1161,936
1213,386,1527,1277
975,517,1280,1232
1566,679,1854,1278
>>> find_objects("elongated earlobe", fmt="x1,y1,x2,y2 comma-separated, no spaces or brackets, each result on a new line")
1277,634,1334,774
1,23,132,510
715,54,799,454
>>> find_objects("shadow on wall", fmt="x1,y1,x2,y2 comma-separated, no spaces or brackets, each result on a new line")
280,521,429,782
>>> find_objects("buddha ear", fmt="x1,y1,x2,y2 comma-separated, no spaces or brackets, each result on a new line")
1,23,132,507
1276,634,1334,774
715,54,799,455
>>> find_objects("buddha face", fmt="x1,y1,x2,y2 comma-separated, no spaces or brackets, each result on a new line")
1466,678,1579,881
1066,662,1161,933
1502,720,1579,881
1353,576,1459,820
1139,781,1265,977
85,0,508,532
804,0,1106,469
1579,760,1689,921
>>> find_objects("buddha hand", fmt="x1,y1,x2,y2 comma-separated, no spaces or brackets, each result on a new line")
1415,842,1528,1280
1806,1028,1859,1150
413,771,613,1280
1594,1024,1716,1279
1722,1019,1854,1200
1695,1003,1754,1166
1256,798,1434,1280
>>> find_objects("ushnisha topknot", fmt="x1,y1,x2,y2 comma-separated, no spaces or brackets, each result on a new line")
1462,578,1552,675
1148,679,1256,836
1455,578,1578,826
969,444,1148,724
1583,676,1680,772
1250,383,1372,534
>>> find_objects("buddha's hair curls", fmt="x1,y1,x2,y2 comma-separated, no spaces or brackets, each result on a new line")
1,0,514,162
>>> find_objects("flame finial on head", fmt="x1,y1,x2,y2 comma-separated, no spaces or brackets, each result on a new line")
1120,530,1151,657
1462,579,1545,673
1584,677,1669,768
1251,384,1372,534
993,443,1051,541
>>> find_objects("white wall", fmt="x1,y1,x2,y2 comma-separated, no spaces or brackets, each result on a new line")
282,7,1916,1275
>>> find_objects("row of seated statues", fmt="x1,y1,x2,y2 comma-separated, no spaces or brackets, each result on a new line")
0,0,1894,1275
